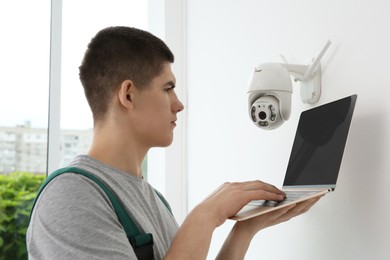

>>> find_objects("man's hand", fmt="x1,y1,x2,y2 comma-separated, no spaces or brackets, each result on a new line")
198,180,286,227
215,197,322,260
236,197,322,236
165,180,286,259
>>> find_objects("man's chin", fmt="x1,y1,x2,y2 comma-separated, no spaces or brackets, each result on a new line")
155,137,174,148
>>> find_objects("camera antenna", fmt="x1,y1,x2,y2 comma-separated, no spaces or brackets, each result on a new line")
303,40,332,80
281,40,332,103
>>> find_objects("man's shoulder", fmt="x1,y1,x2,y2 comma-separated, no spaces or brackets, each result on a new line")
27,172,135,259
67,155,144,190
34,172,114,215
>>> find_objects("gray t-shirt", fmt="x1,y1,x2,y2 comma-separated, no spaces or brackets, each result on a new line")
27,155,178,259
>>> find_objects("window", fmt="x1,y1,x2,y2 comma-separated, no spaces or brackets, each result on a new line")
0,0,149,257
0,1,50,258
0,5,50,174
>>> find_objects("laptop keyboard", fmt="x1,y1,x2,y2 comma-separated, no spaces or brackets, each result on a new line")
249,190,320,207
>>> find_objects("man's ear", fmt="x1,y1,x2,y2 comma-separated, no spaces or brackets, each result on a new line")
118,80,134,108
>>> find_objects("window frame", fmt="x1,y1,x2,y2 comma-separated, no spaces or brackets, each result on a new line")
47,0,62,174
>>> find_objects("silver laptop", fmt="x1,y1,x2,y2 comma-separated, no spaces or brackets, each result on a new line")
232,94,357,221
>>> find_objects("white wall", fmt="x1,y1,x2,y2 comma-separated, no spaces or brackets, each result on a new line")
185,0,390,259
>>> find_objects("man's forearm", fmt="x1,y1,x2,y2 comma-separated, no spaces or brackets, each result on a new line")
215,221,256,260
164,205,218,260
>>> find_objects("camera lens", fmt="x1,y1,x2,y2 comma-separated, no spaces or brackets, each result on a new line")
258,111,267,120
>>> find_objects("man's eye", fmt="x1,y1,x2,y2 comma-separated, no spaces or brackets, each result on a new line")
165,86,175,92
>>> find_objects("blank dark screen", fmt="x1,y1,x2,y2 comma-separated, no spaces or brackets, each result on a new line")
283,95,357,186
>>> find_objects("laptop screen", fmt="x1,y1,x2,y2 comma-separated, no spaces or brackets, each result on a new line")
283,95,357,188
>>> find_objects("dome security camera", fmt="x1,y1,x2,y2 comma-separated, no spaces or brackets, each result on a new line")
247,40,331,130
248,63,293,130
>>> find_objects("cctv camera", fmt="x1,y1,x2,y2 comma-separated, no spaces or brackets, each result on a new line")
247,40,331,130
248,63,293,130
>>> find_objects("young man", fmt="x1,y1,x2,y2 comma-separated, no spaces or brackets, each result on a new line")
27,26,320,259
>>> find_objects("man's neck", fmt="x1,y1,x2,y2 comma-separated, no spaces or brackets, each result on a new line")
87,125,147,177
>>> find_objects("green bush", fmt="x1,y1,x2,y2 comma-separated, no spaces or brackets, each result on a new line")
0,172,45,260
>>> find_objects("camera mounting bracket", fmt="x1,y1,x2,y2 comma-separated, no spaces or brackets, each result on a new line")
281,40,331,104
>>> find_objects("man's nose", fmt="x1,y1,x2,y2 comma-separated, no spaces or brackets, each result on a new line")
172,92,184,113
175,99,184,113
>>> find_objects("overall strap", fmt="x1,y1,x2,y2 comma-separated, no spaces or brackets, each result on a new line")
154,188,172,214
30,167,155,259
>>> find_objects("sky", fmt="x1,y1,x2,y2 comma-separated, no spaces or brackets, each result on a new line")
0,0,148,130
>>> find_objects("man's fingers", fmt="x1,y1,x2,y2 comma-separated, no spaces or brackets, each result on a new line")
228,180,285,197
218,180,286,206
205,180,289,222
244,189,285,202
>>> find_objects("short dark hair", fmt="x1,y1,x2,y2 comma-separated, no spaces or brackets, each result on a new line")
79,26,174,122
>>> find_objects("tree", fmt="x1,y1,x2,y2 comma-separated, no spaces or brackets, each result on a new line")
0,172,45,260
